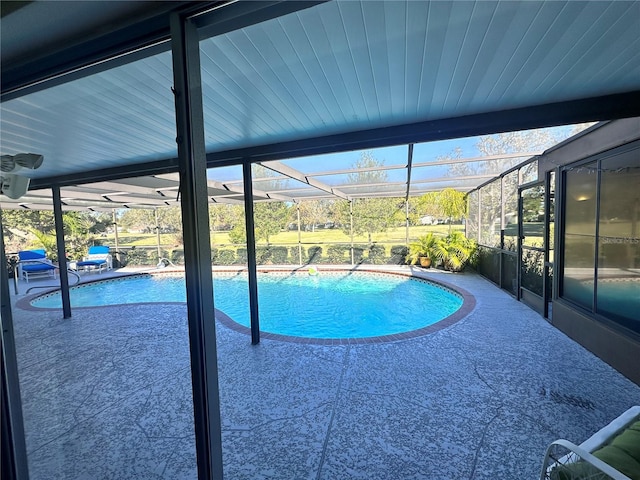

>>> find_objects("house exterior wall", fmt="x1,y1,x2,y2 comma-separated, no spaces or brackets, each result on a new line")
542,118,640,385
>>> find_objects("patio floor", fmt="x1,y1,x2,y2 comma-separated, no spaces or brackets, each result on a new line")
9,266,640,479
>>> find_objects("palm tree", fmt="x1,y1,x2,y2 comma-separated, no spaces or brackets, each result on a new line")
29,228,58,260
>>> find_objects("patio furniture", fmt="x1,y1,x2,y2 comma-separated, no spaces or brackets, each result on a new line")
75,246,112,274
540,405,640,480
18,249,58,282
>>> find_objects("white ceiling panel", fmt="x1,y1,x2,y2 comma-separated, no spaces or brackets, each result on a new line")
195,0,640,153
0,53,177,179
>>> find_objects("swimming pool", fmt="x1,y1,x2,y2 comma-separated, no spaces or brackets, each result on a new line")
30,271,469,341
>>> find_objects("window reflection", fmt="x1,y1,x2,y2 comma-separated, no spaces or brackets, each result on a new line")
597,153,640,332
562,163,597,309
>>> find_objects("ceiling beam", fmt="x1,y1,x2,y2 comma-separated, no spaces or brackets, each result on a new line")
337,174,495,190
30,158,180,190
405,144,414,202
27,93,640,193
411,152,542,168
204,92,640,167
259,160,350,201
411,174,496,185
194,1,326,39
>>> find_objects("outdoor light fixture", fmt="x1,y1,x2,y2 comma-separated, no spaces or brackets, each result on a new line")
0,153,44,199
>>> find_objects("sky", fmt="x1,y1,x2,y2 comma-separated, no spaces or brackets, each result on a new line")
208,135,478,184
207,124,588,189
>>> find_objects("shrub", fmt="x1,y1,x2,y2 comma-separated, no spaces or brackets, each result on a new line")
255,246,271,264
127,248,155,266
434,232,477,272
352,245,366,264
169,248,184,264
307,246,322,263
270,246,288,264
113,251,128,268
289,247,302,264
327,244,349,263
389,245,408,265
368,244,386,264
215,249,236,265
235,248,247,264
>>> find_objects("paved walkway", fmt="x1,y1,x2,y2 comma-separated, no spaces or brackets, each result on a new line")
9,267,640,479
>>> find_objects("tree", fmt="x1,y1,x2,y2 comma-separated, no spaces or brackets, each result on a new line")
334,151,403,242
437,188,467,233
297,199,333,231
408,192,443,225
1,210,55,245
209,204,243,231
18,211,101,260
254,202,289,243
440,128,570,246
118,207,182,234
88,212,112,234
118,208,155,232
446,126,587,180
252,163,289,193
228,201,290,244
228,221,246,244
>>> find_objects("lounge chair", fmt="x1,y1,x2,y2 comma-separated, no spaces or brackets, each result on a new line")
18,249,58,283
75,246,112,274
540,405,640,479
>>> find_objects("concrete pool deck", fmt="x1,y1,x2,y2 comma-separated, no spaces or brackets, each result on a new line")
8,266,640,479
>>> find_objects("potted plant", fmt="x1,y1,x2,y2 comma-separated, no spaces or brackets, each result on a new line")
406,233,440,268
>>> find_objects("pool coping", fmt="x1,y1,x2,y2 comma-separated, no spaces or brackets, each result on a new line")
15,267,476,345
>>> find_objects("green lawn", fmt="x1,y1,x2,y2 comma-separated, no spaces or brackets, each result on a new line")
107,224,464,249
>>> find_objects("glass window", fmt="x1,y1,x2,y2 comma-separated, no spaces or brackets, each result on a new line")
561,162,597,309
521,185,545,248
521,248,544,296
548,171,556,254
597,152,640,333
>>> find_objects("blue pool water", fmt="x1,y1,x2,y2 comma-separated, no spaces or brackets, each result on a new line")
31,272,464,339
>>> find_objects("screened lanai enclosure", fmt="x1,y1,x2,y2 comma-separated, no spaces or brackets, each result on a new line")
1,125,583,268
2,1,640,479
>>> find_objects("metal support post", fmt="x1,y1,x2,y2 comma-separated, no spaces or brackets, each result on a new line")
155,208,162,261
405,144,414,247
112,209,120,263
242,161,261,345
350,200,354,265
52,186,72,319
552,167,562,302
477,189,482,244
0,210,30,479
405,201,410,246
171,12,223,480
297,203,302,266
